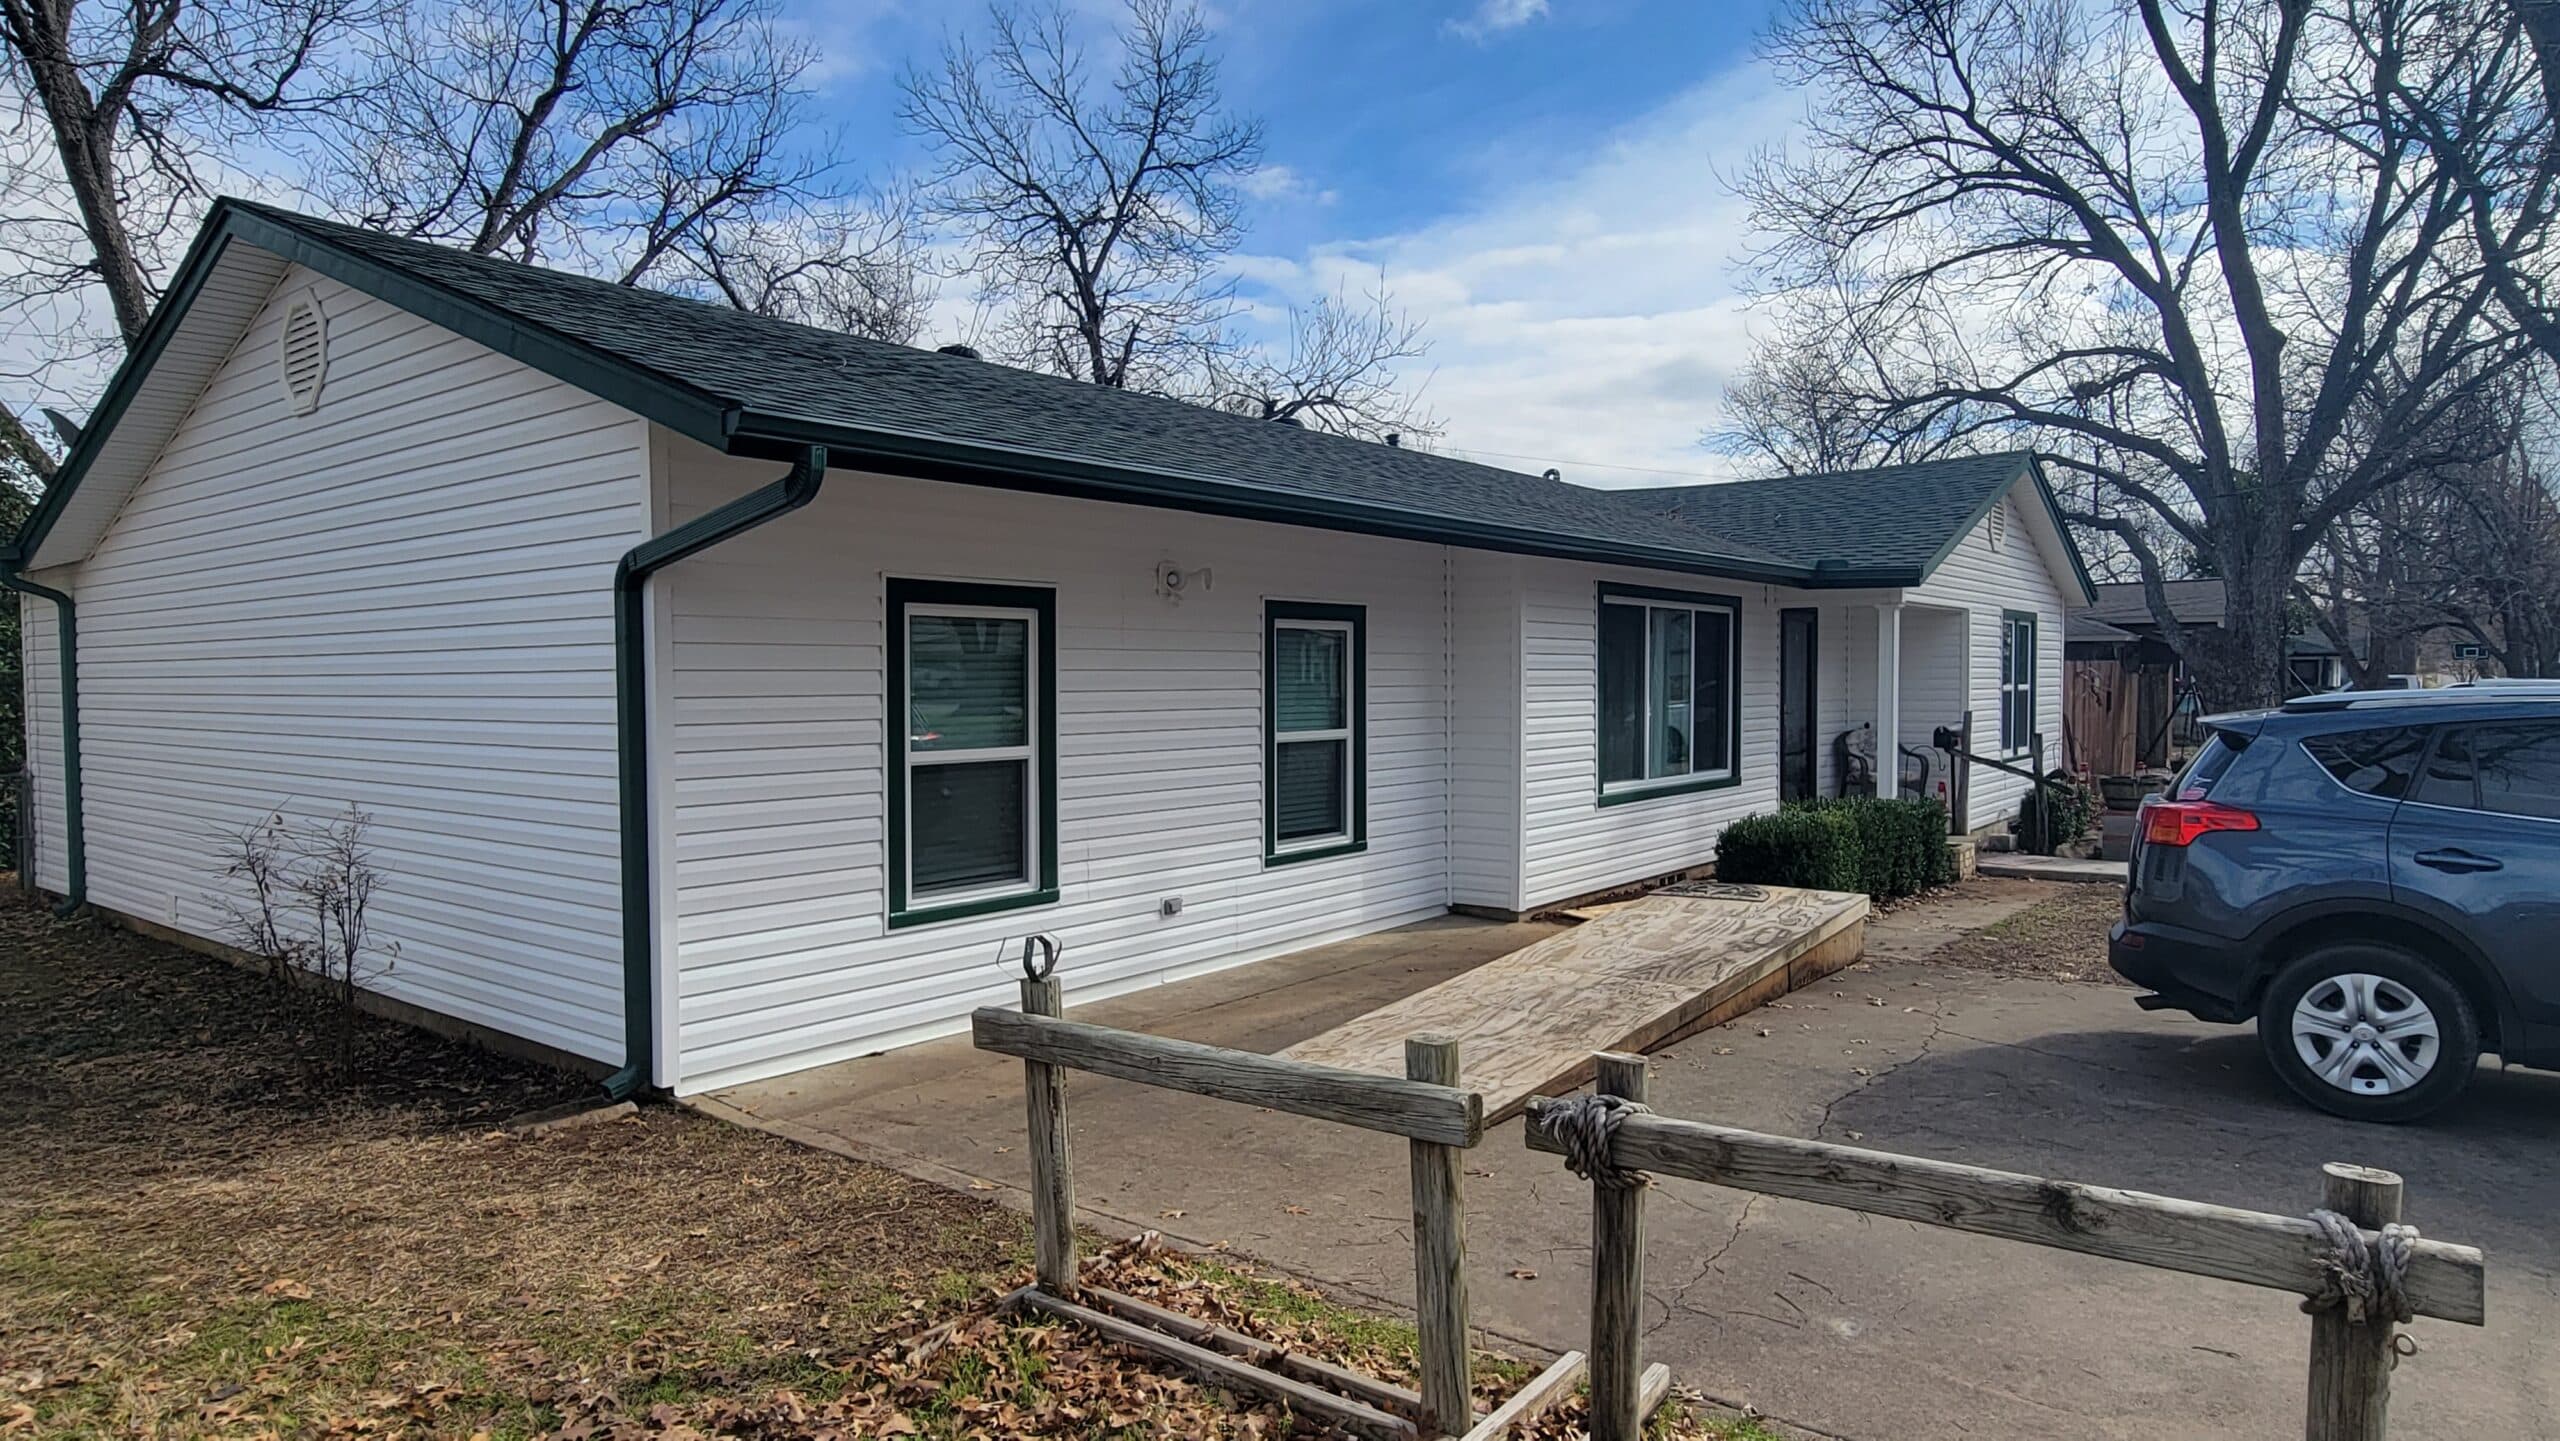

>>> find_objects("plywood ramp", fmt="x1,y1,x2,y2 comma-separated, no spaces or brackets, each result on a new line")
1280,884,1869,1123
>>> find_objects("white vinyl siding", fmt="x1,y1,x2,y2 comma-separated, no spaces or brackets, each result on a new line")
1905,492,2069,827
41,264,647,1064
659,446,1453,1092
1518,562,1783,909
20,594,65,894
1445,550,1523,909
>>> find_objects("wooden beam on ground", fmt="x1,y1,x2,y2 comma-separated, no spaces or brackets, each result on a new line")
1524,1105,2486,1326
1016,1286,1417,1440
1639,1363,1671,1417
972,1008,1483,1147
1077,1285,1426,1421
1458,1351,1585,1441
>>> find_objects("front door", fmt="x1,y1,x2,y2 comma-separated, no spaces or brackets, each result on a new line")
1780,608,1818,801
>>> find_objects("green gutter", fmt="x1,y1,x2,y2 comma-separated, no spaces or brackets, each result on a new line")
601,445,827,1100
0,561,82,915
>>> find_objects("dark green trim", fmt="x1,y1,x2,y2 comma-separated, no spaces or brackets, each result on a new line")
603,446,827,1101
884,577,1059,932
1263,600,1368,867
14,199,740,570
2000,608,2040,757
1910,455,2100,606
1594,583,1745,808
727,414,1830,588
0,565,81,914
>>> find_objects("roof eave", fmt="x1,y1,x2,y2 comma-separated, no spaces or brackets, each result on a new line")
727,410,1838,588
14,199,744,569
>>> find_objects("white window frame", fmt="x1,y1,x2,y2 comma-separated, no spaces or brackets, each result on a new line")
1269,616,1357,855
902,600,1042,910
1598,589,1740,800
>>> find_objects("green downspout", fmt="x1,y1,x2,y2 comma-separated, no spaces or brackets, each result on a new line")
0,560,82,917
602,445,828,1100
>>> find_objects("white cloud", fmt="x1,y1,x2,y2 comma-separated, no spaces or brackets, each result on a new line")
1239,164,1337,206
1233,64,1802,487
1446,0,1551,42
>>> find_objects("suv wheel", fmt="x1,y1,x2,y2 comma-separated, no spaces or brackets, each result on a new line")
2258,942,2480,1123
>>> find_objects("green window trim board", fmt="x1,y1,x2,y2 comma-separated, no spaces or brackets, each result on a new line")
1264,600,1367,866
1594,581,1744,808
884,577,1060,930
2001,608,2040,756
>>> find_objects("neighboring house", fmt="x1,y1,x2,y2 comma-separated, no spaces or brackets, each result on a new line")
2064,580,2354,775
5,201,2094,1095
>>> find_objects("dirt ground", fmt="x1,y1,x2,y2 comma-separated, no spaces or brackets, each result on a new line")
0,897,1759,1440
1924,881,2130,984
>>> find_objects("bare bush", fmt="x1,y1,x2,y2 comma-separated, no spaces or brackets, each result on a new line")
207,800,396,1070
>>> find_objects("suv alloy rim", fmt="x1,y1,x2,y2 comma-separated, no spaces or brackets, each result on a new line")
2292,974,2441,1096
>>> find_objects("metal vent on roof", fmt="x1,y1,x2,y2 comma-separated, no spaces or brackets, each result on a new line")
279,294,327,413
1987,503,2008,552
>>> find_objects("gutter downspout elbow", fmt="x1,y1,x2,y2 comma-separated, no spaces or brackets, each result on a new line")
602,445,828,1100
0,557,82,917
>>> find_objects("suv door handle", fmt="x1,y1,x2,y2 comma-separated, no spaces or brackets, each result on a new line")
2414,847,2504,874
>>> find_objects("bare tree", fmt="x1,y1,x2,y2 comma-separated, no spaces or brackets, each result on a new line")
902,0,1261,390
673,192,934,346
1730,0,2538,706
2375,0,2560,363
0,0,366,359
1204,279,1440,439
308,0,914,322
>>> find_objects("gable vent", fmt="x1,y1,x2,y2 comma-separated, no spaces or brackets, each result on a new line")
278,294,327,413
1987,502,2008,552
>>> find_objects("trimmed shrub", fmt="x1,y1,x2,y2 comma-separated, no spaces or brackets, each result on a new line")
1714,807,1861,893
2017,771,2102,856
1787,795,1956,897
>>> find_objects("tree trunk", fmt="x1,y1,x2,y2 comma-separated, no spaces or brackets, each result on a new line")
2193,564,2292,710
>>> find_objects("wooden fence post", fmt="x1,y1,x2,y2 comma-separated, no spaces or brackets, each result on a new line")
1405,1034,1471,1437
1022,974,1077,1298
1590,1051,1649,1441
2306,1163,2403,1441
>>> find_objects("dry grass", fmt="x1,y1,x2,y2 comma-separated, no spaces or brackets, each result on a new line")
1928,883,2132,985
0,896,1767,1439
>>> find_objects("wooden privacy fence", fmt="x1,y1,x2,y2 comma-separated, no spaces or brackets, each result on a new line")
972,962,1668,1440
1525,1052,2489,1441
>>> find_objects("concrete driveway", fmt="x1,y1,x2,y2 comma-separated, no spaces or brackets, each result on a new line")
704,883,2560,1440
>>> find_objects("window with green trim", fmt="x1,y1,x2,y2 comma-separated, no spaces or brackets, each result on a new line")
887,579,1058,928
2000,610,2039,754
1597,584,1740,804
1265,602,1366,864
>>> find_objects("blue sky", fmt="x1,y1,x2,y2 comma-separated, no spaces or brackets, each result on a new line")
796,0,1798,485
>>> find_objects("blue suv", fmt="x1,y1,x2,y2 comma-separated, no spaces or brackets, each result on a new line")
2109,683,2560,1122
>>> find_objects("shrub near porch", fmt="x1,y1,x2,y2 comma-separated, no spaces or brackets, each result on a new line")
1714,797,1959,898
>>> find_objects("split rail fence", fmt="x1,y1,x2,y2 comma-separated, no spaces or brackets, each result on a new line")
1525,1051,2489,1441
973,966,1668,1440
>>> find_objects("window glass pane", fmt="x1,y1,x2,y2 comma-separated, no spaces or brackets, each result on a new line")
1598,603,1646,784
2303,727,2427,799
909,614,1028,752
1274,626,1347,733
1691,607,1731,774
911,759,1027,893
1649,606,1692,777
2410,729,2478,811
1275,739,1347,841
2469,724,2560,821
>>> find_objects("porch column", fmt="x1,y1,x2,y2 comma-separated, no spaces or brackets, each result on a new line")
1874,602,1901,799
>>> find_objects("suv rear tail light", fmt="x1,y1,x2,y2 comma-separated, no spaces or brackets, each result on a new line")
2142,800,2259,848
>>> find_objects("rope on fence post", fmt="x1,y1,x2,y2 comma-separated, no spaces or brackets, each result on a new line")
1586,1053,1650,1441
2305,1163,2406,1441
1540,1092,1654,1191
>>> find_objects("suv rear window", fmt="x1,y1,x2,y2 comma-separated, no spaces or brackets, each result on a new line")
2302,726,2427,798
2174,730,2249,799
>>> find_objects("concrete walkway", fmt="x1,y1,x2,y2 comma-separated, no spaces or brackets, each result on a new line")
703,883,2558,1441
1973,852,2128,884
